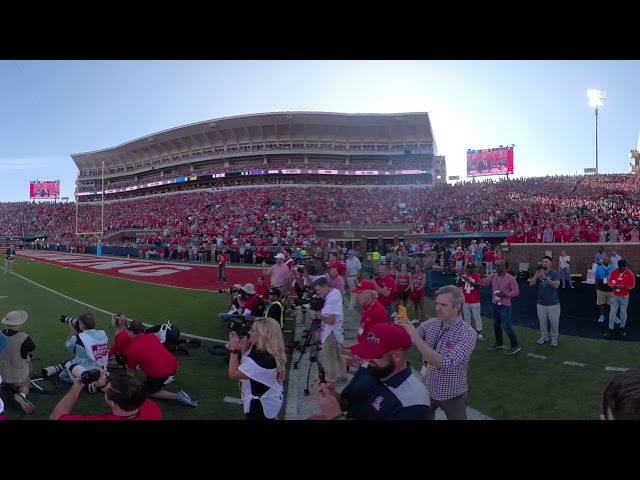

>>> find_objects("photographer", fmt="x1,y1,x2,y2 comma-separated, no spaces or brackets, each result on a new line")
313,277,347,382
218,284,244,323
264,288,284,330
107,313,131,368
236,283,266,318
125,321,198,406
50,371,162,420
528,256,561,347
0,310,36,414
59,313,109,384
145,321,201,354
228,317,286,420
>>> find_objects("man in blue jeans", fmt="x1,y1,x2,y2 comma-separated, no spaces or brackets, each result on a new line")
478,260,521,354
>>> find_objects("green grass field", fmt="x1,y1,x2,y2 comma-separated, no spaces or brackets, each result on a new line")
0,257,246,420
1,256,636,420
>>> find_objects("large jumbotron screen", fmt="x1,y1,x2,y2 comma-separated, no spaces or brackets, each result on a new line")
466,146,514,177
29,180,60,200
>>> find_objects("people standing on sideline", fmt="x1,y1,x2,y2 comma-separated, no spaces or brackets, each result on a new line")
609,251,621,268
594,246,606,267
398,285,477,420
605,259,635,338
478,260,521,354
594,255,616,324
4,244,16,275
558,250,573,289
345,250,362,311
529,256,561,347
458,263,484,339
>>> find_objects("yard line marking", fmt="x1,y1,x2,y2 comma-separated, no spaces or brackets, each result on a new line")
0,266,228,345
605,366,629,372
563,361,586,367
527,353,547,360
223,396,244,405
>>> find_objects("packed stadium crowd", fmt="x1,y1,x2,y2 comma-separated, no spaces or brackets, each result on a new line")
4,174,640,249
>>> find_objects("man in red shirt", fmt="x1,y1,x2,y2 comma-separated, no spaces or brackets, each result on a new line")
351,280,389,343
218,251,228,282
606,259,635,338
126,321,198,406
459,263,484,339
50,373,162,420
374,264,396,316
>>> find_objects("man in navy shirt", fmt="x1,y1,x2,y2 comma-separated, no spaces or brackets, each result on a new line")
5,245,16,275
529,255,561,347
314,322,429,420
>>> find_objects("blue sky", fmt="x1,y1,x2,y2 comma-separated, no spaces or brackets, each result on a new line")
0,60,638,201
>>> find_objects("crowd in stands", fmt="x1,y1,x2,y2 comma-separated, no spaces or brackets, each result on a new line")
6,174,640,248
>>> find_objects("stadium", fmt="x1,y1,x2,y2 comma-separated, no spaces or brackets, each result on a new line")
0,110,639,420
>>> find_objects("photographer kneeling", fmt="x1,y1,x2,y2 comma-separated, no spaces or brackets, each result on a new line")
49,370,162,420
228,317,286,420
44,313,109,388
218,284,244,323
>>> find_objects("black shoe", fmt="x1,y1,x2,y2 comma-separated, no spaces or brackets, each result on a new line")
604,329,613,338
619,329,627,337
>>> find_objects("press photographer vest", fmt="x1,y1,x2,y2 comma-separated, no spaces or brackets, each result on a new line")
0,331,31,384
266,301,284,329
78,331,109,370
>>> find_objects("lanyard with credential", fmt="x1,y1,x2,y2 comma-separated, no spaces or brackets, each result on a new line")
421,323,446,378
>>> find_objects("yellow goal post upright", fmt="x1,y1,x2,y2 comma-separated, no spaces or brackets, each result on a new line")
75,161,105,254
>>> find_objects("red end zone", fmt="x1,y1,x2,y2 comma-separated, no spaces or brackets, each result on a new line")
18,251,263,291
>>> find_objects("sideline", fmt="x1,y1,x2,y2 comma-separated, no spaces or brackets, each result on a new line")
0,267,228,345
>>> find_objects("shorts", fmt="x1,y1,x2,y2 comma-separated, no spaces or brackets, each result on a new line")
409,289,425,302
596,290,613,306
145,371,176,394
4,377,31,388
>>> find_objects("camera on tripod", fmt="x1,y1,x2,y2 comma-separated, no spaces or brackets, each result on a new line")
60,315,79,330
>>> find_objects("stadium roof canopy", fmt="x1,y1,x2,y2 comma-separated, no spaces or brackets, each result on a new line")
71,111,435,171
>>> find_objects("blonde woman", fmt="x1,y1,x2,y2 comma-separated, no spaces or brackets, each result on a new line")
107,313,131,368
228,317,286,420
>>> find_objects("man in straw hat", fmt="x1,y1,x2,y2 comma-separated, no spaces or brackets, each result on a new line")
0,310,36,414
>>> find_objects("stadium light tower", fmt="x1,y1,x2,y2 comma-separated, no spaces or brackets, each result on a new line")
588,89,606,174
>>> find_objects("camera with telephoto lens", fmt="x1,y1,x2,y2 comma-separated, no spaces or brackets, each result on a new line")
60,315,79,329
218,286,240,294
41,360,103,393
227,315,254,337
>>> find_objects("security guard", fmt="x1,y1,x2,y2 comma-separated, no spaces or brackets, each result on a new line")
265,287,285,330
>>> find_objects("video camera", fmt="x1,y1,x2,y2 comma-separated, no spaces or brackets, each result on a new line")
60,315,79,330
227,315,254,337
294,290,325,311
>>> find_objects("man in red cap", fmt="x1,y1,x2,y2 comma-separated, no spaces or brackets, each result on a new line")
313,322,429,420
352,280,389,343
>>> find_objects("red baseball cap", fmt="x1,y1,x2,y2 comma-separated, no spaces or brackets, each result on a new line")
351,279,376,293
349,323,412,360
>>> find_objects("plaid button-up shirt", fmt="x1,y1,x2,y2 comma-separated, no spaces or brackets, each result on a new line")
416,317,477,401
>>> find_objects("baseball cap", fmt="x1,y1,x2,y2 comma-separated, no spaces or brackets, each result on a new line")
275,253,285,259
351,279,377,293
618,259,627,268
267,287,281,296
347,250,355,255
349,323,412,360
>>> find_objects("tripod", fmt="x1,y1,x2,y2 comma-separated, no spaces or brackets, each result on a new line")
292,318,321,369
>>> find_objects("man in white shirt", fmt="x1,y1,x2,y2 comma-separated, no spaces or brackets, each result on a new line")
345,250,362,310
313,277,347,382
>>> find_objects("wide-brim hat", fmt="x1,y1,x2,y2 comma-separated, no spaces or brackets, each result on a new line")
1,310,28,326
242,283,256,295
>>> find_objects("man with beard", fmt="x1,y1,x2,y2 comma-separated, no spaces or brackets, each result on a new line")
312,322,429,420
399,285,477,420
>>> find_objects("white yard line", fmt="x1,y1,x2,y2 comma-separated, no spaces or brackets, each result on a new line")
527,353,548,360
563,361,586,367
605,366,630,372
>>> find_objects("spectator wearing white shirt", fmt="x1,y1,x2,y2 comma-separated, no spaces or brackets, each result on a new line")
313,277,347,382
345,250,362,310
610,251,621,268
558,250,574,289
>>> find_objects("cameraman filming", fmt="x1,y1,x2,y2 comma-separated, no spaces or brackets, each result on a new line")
59,313,109,384
228,317,286,420
50,371,162,420
313,277,347,382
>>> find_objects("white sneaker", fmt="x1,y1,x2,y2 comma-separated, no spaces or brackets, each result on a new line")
537,336,549,345
477,331,485,340
550,338,558,347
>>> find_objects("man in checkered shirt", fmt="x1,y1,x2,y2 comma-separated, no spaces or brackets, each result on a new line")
398,285,477,420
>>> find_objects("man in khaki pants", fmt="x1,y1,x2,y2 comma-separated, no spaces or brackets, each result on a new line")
312,277,347,382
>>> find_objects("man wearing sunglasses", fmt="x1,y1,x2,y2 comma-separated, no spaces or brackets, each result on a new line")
313,322,429,420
